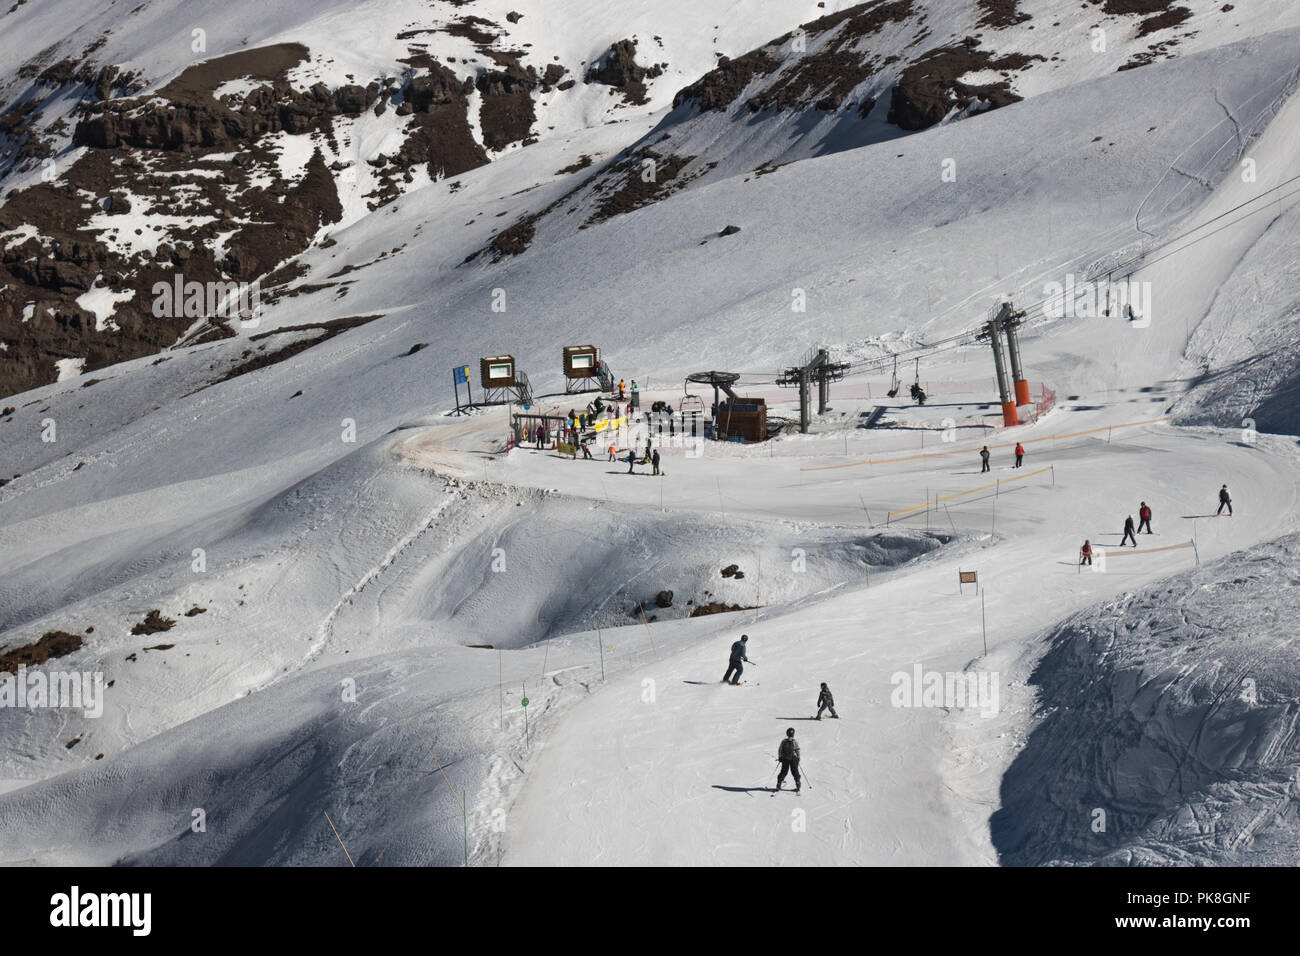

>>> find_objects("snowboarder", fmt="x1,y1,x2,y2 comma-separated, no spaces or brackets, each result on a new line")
775,728,801,793
1014,442,1025,468
651,448,661,475
625,450,638,474
814,683,838,720
1121,514,1137,548
1138,501,1152,534
980,446,991,473
722,634,750,685
1217,484,1233,516
581,443,593,460
1080,540,1093,566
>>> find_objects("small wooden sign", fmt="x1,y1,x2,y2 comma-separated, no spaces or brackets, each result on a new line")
959,570,978,594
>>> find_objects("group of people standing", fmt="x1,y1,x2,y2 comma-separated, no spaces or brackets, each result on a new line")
979,442,1026,472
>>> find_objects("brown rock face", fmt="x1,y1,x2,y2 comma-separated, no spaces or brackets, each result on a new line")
887,42,1039,131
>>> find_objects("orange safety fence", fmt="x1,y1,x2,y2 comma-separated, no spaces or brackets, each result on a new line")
1090,540,1195,557
801,415,1172,473
887,465,1054,521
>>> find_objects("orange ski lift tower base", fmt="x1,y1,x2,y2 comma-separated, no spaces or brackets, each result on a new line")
977,305,1019,427
563,345,609,394
480,355,533,405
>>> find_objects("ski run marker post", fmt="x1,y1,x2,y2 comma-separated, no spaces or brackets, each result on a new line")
959,570,978,595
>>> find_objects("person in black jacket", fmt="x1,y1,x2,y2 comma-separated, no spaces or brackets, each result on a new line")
979,446,990,473
776,728,801,792
651,449,661,475
722,635,749,685
815,683,838,720
1121,514,1137,547
1217,484,1233,516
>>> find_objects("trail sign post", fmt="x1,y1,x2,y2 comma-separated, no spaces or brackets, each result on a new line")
452,364,473,415
959,569,978,595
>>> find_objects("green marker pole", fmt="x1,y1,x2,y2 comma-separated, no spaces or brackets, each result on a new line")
521,684,530,749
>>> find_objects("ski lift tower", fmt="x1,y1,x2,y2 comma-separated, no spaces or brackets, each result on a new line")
777,347,849,433
976,309,1019,427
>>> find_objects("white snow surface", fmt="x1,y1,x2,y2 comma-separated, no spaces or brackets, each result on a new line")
0,5,1299,866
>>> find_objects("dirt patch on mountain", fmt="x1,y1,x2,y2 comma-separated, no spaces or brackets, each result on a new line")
976,0,1031,29
0,45,349,399
211,313,383,384
586,39,663,106
887,40,1041,131
673,51,781,112
587,151,696,225
689,602,757,618
130,609,175,635
1,630,84,673
476,51,539,151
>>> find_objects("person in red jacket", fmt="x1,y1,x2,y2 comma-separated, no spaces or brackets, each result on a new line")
1014,442,1025,468
1138,501,1152,534
1080,540,1093,566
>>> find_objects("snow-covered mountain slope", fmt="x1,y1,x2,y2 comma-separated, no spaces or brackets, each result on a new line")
0,0,834,396
0,2,1299,869
477,0,1300,259
993,530,1300,866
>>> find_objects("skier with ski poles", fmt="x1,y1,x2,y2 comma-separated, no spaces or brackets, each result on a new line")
1121,514,1137,548
775,728,801,793
814,683,838,720
722,634,751,685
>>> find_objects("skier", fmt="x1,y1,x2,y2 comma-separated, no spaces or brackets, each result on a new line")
1217,484,1233,516
775,728,801,793
618,380,626,400
1014,442,1025,468
1138,501,1152,534
814,683,838,720
1121,514,1137,548
980,446,991,473
1079,539,1092,566
625,450,637,474
722,634,750,685
651,448,661,475
607,443,617,462
643,440,652,464
581,442,593,460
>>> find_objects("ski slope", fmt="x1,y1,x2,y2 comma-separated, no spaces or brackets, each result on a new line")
1,9,1300,867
